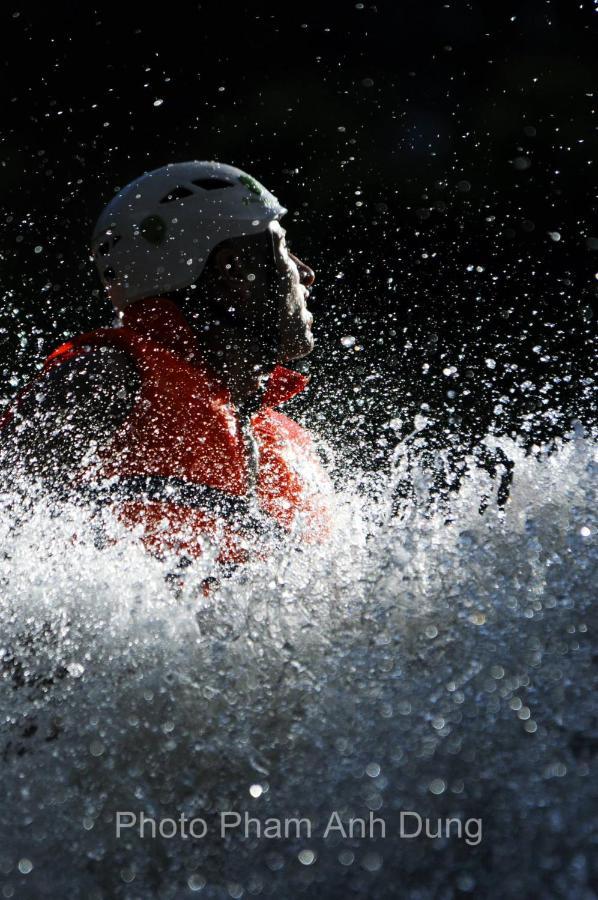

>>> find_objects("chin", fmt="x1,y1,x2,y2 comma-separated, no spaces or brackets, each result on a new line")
281,329,314,363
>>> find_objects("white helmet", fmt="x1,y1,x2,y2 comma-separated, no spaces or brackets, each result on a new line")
91,161,287,310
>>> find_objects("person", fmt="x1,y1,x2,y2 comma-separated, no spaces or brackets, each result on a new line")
0,161,333,578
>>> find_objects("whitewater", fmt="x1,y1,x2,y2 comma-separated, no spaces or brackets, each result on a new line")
0,430,595,899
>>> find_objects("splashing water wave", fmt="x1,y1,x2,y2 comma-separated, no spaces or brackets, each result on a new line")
0,431,596,898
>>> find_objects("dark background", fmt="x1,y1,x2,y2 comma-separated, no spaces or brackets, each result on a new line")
1,0,596,470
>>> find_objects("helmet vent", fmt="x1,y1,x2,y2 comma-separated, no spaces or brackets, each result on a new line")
192,178,234,191
97,233,122,256
160,185,194,203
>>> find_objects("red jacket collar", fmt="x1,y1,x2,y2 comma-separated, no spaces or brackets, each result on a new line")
262,364,309,408
122,297,309,409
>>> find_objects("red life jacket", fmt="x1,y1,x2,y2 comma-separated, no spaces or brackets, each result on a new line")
43,298,333,565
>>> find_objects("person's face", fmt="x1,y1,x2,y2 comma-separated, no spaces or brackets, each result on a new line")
268,220,316,362
211,220,316,364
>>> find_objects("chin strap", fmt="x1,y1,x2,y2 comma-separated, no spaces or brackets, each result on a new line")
223,227,282,374
262,225,284,366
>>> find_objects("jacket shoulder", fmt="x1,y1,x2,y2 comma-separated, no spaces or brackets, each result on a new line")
45,326,145,369
10,344,139,424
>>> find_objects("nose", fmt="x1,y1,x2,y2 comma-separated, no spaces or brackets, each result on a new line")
290,252,316,288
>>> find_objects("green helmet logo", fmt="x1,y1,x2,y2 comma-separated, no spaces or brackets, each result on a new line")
239,173,265,205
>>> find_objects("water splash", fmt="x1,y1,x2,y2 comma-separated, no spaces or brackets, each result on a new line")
0,431,596,898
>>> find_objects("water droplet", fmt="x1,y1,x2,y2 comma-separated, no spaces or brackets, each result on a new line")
457,873,476,892
513,156,531,171
68,662,85,678
362,852,383,871
188,873,207,891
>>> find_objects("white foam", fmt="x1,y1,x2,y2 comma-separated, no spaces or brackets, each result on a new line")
0,431,595,898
